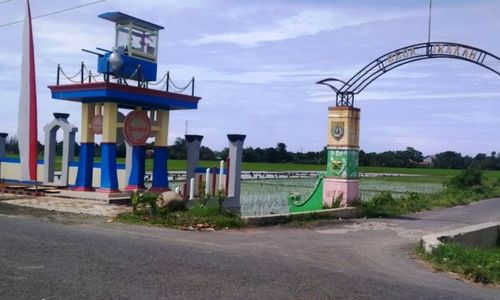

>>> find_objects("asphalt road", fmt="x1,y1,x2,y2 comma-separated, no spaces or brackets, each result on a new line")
1,199,500,299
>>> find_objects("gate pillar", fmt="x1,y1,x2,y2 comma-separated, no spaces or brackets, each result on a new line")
323,106,360,207
99,102,119,192
185,134,203,194
74,103,95,191
151,110,170,191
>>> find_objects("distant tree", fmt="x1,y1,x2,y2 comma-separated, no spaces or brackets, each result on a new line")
401,147,424,165
433,151,465,169
116,142,126,158
6,136,19,154
199,146,215,160
264,147,278,163
276,142,291,162
214,148,229,160
169,137,187,159
243,147,259,162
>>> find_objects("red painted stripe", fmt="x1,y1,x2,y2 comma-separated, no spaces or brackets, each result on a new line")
27,0,37,181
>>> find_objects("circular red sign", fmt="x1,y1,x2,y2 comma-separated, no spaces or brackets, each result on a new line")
123,111,152,145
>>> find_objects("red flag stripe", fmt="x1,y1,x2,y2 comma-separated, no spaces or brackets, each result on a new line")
27,0,37,181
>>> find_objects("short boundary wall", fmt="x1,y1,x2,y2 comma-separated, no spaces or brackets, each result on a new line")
421,222,500,253
243,207,360,226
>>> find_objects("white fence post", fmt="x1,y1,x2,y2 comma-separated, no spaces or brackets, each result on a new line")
219,160,224,190
205,168,210,196
189,178,195,200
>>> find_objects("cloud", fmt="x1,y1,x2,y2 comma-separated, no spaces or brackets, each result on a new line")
186,8,417,47
163,63,364,85
430,111,500,126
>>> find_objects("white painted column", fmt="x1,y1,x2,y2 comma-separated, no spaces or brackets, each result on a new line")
225,134,246,211
185,134,203,195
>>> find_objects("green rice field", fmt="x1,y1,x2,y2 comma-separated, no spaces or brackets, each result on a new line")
239,178,445,216
14,154,500,183
9,155,500,217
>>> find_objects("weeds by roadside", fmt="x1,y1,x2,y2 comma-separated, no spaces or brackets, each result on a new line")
416,243,500,285
117,206,246,230
358,166,500,217
119,191,246,230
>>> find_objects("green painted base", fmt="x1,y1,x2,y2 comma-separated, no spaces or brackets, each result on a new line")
288,177,324,213
326,149,359,178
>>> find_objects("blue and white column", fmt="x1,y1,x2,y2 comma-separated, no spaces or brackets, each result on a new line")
99,102,119,192
74,103,95,191
151,110,170,191
126,145,146,190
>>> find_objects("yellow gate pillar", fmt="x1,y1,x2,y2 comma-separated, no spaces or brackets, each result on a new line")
74,103,96,191
99,102,119,192
323,106,360,207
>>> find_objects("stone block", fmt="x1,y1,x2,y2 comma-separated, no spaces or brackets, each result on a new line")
323,178,359,207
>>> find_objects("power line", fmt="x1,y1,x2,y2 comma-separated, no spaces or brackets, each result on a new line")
427,0,433,43
0,0,106,29
0,0,14,5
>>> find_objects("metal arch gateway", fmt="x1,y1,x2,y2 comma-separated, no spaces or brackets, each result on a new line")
285,41,500,211
317,42,500,106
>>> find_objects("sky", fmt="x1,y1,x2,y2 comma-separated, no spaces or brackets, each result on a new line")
1,0,500,156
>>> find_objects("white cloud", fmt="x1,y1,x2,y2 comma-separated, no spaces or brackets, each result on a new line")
430,111,500,126
186,8,417,47
163,63,363,85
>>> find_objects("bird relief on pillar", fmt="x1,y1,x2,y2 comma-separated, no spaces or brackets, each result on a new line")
123,111,152,145
327,149,359,178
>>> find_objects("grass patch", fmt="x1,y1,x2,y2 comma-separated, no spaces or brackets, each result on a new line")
417,243,500,285
117,206,246,230
358,167,500,217
358,187,500,217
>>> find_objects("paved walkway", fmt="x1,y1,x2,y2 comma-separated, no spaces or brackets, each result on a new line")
2,196,132,217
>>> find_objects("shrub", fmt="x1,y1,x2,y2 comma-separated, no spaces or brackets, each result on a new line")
359,191,396,217
447,165,483,189
216,189,225,212
130,191,160,218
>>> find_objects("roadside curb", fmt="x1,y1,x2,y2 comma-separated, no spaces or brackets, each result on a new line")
243,207,360,226
421,221,500,253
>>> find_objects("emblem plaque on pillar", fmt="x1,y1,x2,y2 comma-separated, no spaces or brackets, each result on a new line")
331,121,344,141
91,115,103,135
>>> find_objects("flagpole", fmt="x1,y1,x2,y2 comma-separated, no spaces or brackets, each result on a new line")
18,0,38,185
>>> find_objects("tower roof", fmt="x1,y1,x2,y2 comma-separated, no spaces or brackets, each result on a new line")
98,12,164,30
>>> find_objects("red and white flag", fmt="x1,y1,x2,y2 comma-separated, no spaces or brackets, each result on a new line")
17,0,38,181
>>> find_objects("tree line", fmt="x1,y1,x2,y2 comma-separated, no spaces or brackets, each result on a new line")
4,136,500,170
